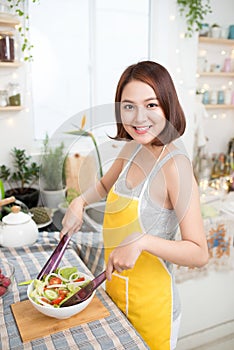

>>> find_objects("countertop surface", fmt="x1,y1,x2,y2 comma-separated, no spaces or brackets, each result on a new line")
0,231,149,350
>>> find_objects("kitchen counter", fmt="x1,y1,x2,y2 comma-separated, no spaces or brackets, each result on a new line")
0,231,149,350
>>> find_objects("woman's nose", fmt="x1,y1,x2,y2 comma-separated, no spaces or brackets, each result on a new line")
135,106,148,123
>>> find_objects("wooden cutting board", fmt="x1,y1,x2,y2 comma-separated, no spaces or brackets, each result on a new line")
11,296,110,343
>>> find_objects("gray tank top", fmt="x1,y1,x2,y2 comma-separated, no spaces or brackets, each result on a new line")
114,145,187,320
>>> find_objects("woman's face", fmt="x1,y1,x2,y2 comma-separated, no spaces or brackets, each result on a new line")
120,80,166,146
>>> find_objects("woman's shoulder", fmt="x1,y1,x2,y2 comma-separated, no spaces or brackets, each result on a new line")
161,144,192,177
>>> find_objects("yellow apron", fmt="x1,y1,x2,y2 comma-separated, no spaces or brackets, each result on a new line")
103,187,172,350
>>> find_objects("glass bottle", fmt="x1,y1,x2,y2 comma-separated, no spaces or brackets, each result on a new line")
223,155,232,177
228,138,234,170
218,153,225,177
0,90,8,107
210,154,220,180
8,83,21,106
0,32,15,62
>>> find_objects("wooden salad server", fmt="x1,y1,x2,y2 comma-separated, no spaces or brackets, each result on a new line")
61,270,106,307
37,233,71,280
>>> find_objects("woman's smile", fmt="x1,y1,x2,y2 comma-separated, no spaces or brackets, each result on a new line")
133,125,153,134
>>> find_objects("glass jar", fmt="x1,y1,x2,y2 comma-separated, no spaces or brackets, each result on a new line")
0,90,8,107
8,83,21,106
0,32,15,62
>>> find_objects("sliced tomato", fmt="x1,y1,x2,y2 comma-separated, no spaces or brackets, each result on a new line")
74,277,85,282
58,289,68,297
49,277,62,285
41,297,52,304
51,295,65,305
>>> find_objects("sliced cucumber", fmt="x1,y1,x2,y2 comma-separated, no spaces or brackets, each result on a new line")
44,289,58,300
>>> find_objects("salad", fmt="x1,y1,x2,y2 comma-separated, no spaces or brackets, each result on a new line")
29,266,90,308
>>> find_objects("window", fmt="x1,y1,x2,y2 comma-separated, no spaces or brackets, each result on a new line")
30,0,149,139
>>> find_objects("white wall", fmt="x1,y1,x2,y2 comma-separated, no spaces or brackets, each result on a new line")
0,0,233,166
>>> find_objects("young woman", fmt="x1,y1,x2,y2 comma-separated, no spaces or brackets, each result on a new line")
61,61,208,350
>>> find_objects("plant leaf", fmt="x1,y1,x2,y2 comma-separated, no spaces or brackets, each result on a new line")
66,130,90,137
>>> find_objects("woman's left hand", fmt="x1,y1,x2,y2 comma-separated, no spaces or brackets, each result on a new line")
106,232,144,280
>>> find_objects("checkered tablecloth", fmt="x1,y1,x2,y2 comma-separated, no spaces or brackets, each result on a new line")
0,231,149,350
71,231,105,276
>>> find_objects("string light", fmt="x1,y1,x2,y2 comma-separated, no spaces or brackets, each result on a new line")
6,118,14,126
169,14,176,21
220,113,227,119
11,72,18,80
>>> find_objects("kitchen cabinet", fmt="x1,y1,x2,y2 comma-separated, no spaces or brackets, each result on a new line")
0,15,23,112
197,36,234,154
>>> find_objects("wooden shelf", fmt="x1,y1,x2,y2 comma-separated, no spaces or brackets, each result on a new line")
0,61,22,68
0,106,23,111
199,37,234,46
0,16,20,28
197,72,234,77
204,104,234,109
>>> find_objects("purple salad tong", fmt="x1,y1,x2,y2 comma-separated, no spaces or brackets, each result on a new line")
37,233,71,280
61,270,106,307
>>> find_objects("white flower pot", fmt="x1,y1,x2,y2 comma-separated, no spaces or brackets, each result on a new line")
41,188,66,209
211,27,221,38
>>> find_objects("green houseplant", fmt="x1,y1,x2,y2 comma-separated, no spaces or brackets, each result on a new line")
177,0,212,37
0,147,40,208
66,115,103,179
7,0,40,61
40,134,67,208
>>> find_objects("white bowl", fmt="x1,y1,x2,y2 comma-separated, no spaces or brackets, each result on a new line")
27,272,95,319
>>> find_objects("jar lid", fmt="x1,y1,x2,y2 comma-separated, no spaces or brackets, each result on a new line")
2,206,31,225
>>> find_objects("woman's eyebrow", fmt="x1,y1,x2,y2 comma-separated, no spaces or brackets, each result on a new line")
121,97,158,103
121,99,135,103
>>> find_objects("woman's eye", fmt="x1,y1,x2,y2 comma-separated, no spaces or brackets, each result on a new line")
123,104,134,110
147,103,158,108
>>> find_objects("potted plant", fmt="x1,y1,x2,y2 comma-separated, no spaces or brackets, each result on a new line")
7,0,40,61
0,147,40,208
66,114,103,179
210,23,221,38
177,0,212,37
40,134,67,209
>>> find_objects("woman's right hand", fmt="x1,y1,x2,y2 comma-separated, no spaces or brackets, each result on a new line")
60,196,85,238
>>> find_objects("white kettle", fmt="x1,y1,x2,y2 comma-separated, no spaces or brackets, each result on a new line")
0,197,39,248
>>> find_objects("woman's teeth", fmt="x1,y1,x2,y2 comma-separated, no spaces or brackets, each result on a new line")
134,126,151,131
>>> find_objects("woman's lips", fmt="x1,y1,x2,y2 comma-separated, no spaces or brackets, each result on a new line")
133,125,152,134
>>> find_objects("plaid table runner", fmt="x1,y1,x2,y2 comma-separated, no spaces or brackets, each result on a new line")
0,231,149,350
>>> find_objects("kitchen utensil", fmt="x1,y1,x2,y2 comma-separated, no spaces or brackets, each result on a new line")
37,233,71,280
0,202,38,248
61,270,106,307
